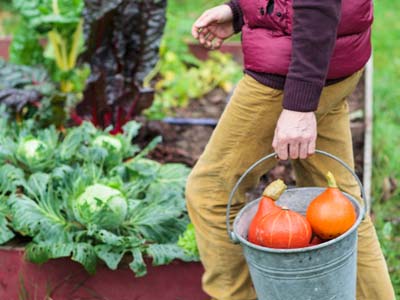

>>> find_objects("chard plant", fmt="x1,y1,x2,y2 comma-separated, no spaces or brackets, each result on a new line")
0,120,200,276
76,0,167,131
10,0,86,94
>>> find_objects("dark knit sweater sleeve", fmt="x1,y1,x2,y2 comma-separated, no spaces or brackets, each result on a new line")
283,0,342,112
225,0,244,33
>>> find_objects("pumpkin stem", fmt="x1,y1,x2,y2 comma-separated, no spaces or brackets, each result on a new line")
326,172,338,188
262,179,287,201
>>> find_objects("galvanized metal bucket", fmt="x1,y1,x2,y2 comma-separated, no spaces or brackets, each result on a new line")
226,150,366,300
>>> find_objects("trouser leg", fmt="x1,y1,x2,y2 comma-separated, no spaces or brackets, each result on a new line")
186,75,283,300
186,70,394,300
292,70,395,300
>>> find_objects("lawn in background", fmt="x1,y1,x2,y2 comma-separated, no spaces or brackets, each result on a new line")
371,0,400,297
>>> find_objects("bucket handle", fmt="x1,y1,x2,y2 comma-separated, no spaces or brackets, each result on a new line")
226,149,367,243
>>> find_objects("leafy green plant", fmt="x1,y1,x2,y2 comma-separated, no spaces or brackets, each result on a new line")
145,49,241,120
0,120,199,276
178,223,199,258
0,164,24,244
10,0,86,93
76,0,167,131
0,120,59,174
0,57,86,128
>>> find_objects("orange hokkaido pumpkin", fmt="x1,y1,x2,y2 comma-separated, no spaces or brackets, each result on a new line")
247,179,286,245
306,172,357,240
255,207,312,249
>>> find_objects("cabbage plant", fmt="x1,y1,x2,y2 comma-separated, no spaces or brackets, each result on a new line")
73,184,128,230
3,121,198,277
1,123,59,173
16,137,52,169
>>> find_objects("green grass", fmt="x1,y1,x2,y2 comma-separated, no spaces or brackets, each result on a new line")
371,0,400,297
168,0,400,296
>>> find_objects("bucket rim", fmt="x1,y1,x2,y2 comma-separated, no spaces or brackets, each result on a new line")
233,187,364,254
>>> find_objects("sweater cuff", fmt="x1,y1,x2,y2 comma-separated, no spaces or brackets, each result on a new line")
225,1,244,33
282,78,324,112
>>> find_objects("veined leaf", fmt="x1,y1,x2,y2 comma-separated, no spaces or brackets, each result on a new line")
25,173,50,201
71,243,97,274
77,0,166,128
147,243,197,266
0,164,25,196
129,247,146,277
8,192,70,241
146,163,190,205
127,194,188,244
94,244,125,270
25,241,74,264
92,229,124,246
122,121,141,142
25,242,54,264
0,201,15,244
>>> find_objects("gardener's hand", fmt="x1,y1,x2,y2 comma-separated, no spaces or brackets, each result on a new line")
192,5,235,49
272,109,317,160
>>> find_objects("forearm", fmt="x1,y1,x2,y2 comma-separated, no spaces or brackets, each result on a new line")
283,0,342,112
225,0,244,33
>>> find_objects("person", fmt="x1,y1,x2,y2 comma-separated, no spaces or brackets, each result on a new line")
186,1,396,300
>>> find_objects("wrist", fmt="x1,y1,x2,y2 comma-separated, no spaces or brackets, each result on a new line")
283,78,323,112
225,1,243,33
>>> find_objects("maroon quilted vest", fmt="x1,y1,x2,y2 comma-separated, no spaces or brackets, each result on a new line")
240,0,373,79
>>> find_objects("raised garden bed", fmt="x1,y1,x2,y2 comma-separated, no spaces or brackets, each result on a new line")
0,245,207,300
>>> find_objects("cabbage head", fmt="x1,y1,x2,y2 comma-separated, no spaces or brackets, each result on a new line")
93,135,122,153
73,184,128,230
92,135,124,168
16,137,52,171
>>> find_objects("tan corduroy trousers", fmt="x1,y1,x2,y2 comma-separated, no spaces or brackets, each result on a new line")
186,71,395,300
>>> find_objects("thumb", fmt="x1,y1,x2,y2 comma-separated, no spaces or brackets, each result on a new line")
195,11,219,28
192,11,217,38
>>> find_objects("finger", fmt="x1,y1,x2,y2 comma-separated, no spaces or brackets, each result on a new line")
299,143,308,159
205,33,216,49
205,40,213,49
206,32,216,42
289,143,299,160
277,143,289,161
213,37,224,49
308,139,316,156
192,18,206,39
192,10,213,38
192,24,200,39
272,128,278,149
198,28,210,45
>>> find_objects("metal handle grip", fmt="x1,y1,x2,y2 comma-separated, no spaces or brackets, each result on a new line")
226,150,367,242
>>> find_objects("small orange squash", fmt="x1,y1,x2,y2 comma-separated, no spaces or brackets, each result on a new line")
255,206,312,249
247,179,286,245
306,172,357,240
